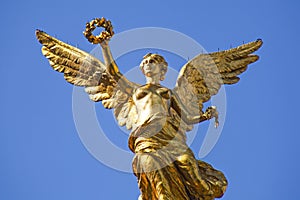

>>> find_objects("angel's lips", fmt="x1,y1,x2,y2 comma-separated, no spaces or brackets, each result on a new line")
143,67,153,74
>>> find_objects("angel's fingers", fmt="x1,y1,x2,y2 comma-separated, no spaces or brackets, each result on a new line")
214,120,219,128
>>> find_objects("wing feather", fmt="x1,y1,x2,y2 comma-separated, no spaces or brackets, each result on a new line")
36,30,138,130
173,39,262,116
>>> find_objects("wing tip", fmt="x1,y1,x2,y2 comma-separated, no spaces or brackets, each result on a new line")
35,29,48,43
249,54,259,62
255,38,263,47
35,29,45,37
223,77,240,84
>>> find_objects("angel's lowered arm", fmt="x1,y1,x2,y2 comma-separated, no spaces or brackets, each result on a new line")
171,92,219,126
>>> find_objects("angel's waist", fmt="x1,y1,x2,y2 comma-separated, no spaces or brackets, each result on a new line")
128,116,186,153
136,107,169,124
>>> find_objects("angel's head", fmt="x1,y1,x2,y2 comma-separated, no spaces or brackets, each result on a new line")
140,53,168,81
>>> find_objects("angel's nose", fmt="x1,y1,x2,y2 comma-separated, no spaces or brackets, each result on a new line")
144,63,152,69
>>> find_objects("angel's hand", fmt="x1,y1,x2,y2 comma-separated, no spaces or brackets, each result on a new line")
83,17,114,45
204,106,219,128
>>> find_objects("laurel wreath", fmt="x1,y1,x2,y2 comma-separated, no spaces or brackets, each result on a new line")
83,17,114,44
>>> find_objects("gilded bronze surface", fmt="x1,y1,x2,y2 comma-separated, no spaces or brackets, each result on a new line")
36,17,262,200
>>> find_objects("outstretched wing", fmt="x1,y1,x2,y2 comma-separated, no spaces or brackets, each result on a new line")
173,39,263,116
36,30,138,129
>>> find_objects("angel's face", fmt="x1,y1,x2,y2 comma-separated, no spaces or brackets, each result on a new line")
140,54,168,82
141,58,162,77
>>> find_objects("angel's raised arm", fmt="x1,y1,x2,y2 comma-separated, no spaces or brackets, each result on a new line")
83,18,136,94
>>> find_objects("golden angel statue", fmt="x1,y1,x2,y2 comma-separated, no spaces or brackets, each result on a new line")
36,18,262,200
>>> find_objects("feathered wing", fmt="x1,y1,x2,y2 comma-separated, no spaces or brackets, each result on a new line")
36,30,138,130
173,39,263,117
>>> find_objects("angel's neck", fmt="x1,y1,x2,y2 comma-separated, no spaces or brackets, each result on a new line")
145,74,160,85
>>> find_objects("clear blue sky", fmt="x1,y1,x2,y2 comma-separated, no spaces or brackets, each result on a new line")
1,0,299,199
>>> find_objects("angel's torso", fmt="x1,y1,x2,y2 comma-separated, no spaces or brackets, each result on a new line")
133,84,171,126
129,84,189,154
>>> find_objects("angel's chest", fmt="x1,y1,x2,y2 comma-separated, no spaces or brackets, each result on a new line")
133,85,171,106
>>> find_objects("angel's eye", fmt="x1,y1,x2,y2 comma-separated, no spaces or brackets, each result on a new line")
149,59,154,64
144,60,148,64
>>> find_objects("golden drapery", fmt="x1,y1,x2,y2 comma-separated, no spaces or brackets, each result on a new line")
129,114,227,200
